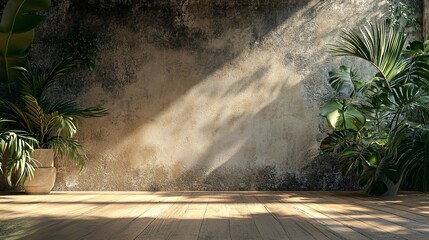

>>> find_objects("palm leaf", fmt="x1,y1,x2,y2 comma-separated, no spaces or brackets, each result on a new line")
330,22,408,87
0,118,38,185
0,98,33,132
47,137,86,170
17,58,78,101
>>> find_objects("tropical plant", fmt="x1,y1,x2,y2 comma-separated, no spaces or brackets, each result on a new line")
391,122,429,192
0,118,38,185
0,0,107,188
320,22,429,195
386,0,420,33
0,0,51,93
0,59,107,183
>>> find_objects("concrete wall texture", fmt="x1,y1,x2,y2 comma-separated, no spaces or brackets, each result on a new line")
24,0,392,190
425,0,429,39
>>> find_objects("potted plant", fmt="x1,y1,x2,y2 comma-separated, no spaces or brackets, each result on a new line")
320,22,429,196
0,0,107,193
0,59,106,193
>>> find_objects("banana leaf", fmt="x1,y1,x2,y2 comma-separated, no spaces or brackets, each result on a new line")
0,0,51,87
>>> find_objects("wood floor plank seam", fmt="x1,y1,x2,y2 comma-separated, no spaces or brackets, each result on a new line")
242,193,264,240
300,199,407,240
254,195,321,240
343,194,429,228
79,192,164,240
350,195,429,220
275,195,346,240
254,195,294,240
287,202,352,240
1,191,428,240
307,192,429,239
195,194,209,240
129,192,186,240
32,192,159,240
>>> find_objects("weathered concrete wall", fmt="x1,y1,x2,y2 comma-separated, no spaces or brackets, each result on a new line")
23,0,388,190
425,0,429,39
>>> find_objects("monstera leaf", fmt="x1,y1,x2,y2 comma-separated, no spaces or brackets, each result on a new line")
321,99,366,131
392,123,429,192
328,66,363,97
358,158,400,196
0,0,51,87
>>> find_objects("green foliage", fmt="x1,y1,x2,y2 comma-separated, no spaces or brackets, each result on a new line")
0,59,107,179
0,0,51,90
321,22,429,195
0,118,37,185
0,0,107,186
386,0,420,33
391,123,429,191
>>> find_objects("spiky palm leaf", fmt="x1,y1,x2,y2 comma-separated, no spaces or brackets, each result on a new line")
322,21,429,195
0,58,107,186
0,119,38,185
15,58,79,101
330,22,408,87
47,137,86,170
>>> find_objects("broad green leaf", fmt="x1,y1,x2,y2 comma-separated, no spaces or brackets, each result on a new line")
0,31,33,55
367,154,378,167
326,110,340,129
321,99,366,131
424,40,429,53
407,41,424,52
320,99,341,116
328,65,362,97
0,0,51,87
320,130,357,153
0,0,51,33
394,124,429,191
343,106,366,131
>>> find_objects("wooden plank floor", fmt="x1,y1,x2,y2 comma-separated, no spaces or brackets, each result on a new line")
0,191,428,240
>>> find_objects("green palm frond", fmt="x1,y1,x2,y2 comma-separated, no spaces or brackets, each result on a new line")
54,115,77,139
42,100,106,139
389,56,429,90
22,95,59,143
0,119,38,185
330,22,408,86
0,98,33,132
17,58,78,101
323,21,429,195
42,100,107,119
47,137,86,170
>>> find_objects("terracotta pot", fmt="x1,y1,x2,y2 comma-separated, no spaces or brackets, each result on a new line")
23,149,56,194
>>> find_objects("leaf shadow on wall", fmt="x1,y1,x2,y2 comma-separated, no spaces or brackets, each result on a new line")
35,0,387,190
